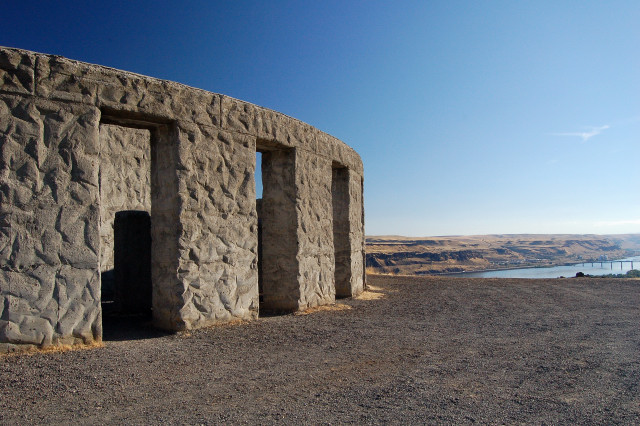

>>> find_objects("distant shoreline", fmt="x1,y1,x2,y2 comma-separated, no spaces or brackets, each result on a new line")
437,256,639,277
366,233,640,277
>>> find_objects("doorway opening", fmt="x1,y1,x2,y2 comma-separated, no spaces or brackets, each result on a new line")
255,151,264,304
332,164,351,298
98,112,175,338
113,210,151,316
255,141,298,313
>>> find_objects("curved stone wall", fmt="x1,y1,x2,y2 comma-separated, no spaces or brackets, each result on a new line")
0,47,365,351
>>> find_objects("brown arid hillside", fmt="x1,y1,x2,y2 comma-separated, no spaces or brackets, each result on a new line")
366,234,640,275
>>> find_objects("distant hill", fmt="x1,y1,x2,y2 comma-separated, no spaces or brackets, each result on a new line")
366,234,640,275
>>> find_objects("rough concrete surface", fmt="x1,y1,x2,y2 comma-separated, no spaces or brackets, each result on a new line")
0,46,365,350
1,275,638,424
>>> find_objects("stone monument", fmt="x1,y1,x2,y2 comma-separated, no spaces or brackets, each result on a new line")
0,47,365,352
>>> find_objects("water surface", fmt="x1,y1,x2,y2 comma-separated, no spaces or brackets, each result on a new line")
451,256,640,278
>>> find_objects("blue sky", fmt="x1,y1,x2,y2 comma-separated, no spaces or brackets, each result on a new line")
2,1,639,236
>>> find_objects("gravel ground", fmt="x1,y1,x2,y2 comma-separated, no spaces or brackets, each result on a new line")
1,275,639,424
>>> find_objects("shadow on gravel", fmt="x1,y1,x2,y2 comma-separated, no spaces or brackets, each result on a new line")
258,309,296,318
101,315,172,342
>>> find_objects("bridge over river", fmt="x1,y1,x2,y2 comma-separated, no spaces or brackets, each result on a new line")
454,256,640,278
582,260,635,270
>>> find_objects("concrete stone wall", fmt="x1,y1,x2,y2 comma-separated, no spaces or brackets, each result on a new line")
0,46,365,351
173,125,258,329
295,150,335,308
148,125,181,330
98,124,151,301
347,170,366,296
0,95,102,350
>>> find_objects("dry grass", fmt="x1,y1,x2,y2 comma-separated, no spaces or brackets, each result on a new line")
0,340,104,358
178,318,252,337
355,284,388,300
294,303,352,315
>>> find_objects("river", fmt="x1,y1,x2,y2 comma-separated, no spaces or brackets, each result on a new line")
449,255,640,279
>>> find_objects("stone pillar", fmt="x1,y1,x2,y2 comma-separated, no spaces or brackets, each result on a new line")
170,125,258,329
0,96,102,349
150,125,182,330
294,150,335,308
256,199,264,300
347,170,365,296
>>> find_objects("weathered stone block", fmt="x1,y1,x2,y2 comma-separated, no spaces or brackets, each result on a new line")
35,54,99,104
0,267,57,346
151,261,183,330
150,127,179,214
294,150,335,307
222,96,317,152
177,260,258,328
347,169,365,296
0,48,35,95
58,203,100,268
55,265,100,343
33,52,222,127
98,78,221,128
1,312,55,346
98,124,151,274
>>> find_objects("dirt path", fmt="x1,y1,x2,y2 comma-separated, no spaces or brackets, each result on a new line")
1,276,639,424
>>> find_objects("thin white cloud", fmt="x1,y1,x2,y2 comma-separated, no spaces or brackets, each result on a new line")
551,124,610,142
